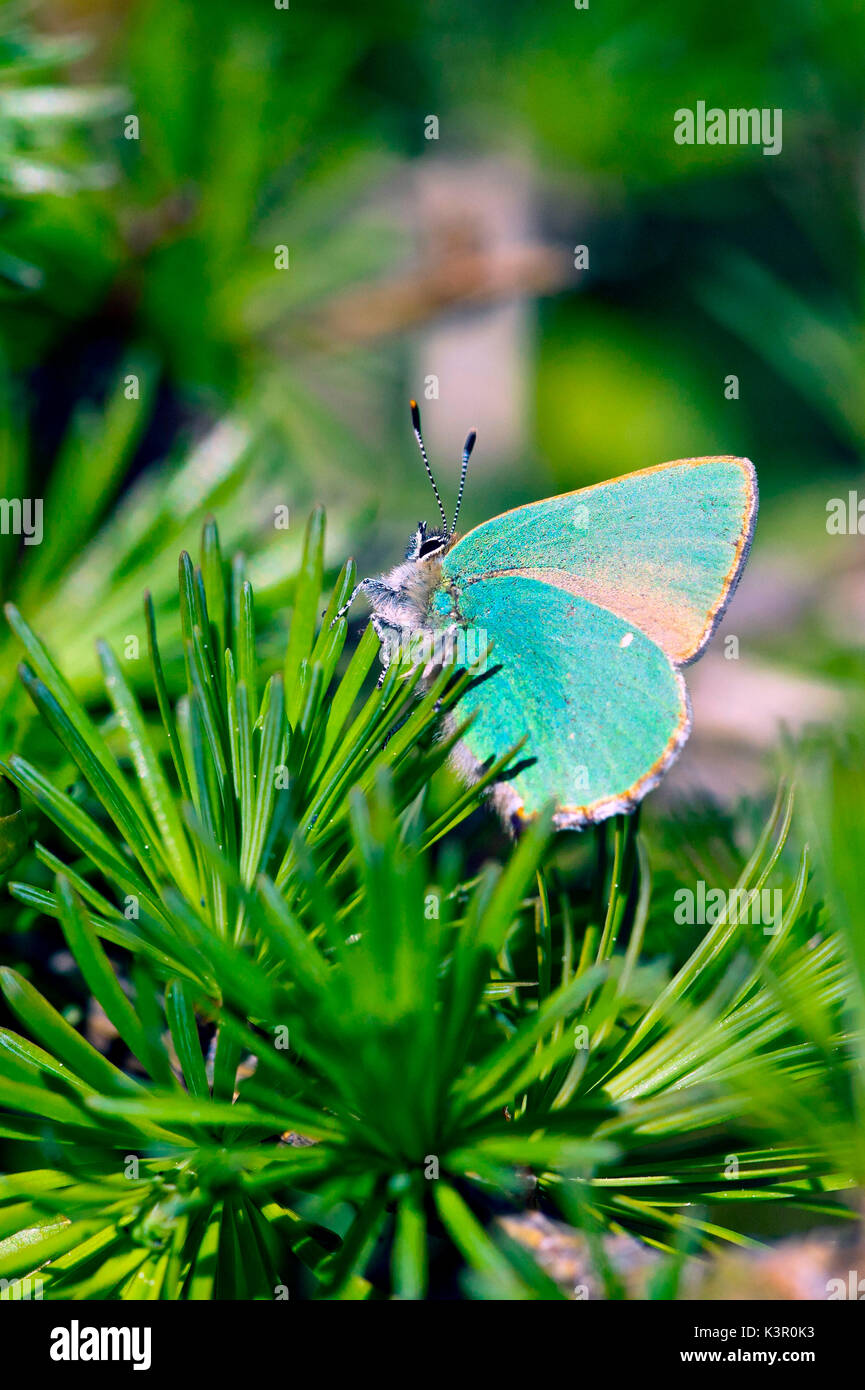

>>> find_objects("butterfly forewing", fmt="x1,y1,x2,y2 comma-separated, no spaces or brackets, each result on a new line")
442,456,757,665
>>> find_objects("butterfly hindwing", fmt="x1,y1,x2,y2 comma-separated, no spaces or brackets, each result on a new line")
448,574,689,828
442,457,757,665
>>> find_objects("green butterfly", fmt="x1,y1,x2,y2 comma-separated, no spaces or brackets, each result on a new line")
340,401,757,831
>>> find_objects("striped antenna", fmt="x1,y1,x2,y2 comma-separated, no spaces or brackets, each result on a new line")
410,400,449,534
451,429,477,534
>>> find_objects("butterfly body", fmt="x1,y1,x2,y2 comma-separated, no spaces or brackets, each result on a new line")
340,405,757,831
350,525,454,672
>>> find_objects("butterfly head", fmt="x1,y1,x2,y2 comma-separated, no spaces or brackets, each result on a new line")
405,520,451,561
408,399,476,562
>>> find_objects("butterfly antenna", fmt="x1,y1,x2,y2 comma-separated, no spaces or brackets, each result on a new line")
451,428,477,534
410,399,449,534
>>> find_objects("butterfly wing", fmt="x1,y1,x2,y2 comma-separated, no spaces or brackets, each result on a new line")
442,457,757,665
449,574,689,828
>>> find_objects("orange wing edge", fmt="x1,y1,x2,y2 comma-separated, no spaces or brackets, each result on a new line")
676,455,758,667
447,668,692,833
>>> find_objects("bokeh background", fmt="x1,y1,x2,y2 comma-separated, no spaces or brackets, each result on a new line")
1,0,864,892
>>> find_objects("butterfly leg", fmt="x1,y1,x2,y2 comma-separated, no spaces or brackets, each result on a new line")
371,616,392,689
330,576,412,629
331,576,397,627
330,578,371,628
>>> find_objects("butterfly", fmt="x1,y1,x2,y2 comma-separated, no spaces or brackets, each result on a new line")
338,401,757,831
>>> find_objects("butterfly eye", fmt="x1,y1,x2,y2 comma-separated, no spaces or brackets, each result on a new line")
418,538,442,558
